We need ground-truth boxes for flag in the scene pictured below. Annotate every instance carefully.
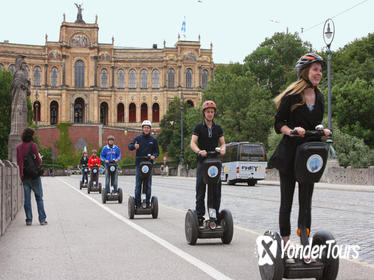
[181,17,186,39]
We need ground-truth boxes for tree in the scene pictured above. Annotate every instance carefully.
[333,78,374,147]
[244,32,312,94]
[0,69,12,159]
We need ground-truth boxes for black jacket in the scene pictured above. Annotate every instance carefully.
[80,156,89,167]
[269,89,325,174]
[128,133,159,166]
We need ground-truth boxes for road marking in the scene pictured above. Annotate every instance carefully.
[57,178,233,280]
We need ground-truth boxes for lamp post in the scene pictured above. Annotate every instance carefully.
[323,18,337,159]
[35,90,39,125]
[179,86,184,166]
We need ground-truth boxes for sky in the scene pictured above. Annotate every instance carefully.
[1,0,373,63]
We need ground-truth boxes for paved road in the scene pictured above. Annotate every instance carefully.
[0,175,373,280]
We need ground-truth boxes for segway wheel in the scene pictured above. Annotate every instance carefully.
[99,183,102,193]
[185,210,199,245]
[151,196,158,219]
[312,230,339,280]
[257,231,284,280]
[101,189,106,204]
[118,188,123,204]
[220,209,234,244]
[87,183,91,194]
[128,196,135,219]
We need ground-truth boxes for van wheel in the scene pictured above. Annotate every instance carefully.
[248,179,257,186]
[228,180,235,186]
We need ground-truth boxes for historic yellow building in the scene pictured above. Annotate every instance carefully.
[0,13,214,128]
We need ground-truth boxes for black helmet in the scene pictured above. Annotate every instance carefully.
[107,135,115,141]
[295,53,325,77]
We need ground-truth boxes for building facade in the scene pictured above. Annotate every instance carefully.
[0,13,214,129]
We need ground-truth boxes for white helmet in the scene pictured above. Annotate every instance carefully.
[141,120,152,127]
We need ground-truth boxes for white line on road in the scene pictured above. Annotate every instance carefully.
[57,178,233,280]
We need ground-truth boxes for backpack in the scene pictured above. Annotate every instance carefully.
[23,143,42,179]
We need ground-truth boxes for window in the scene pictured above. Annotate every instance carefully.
[75,60,85,88]
[101,69,108,88]
[117,69,125,88]
[74,98,85,123]
[129,69,136,89]
[33,101,41,122]
[152,69,160,89]
[140,69,148,89]
[141,103,148,122]
[168,68,175,88]
[202,69,208,88]
[51,67,58,87]
[187,100,194,107]
[186,68,192,88]
[129,103,136,122]
[9,65,15,74]
[117,103,124,122]
[100,102,108,125]
[50,101,58,125]
[33,67,41,86]
[152,103,159,122]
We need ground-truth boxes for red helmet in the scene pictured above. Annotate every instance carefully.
[202,100,217,113]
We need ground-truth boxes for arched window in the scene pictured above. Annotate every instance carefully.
[33,67,41,86]
[152,69,160,89]
[141,103,148,122]
[100,102,108,125]
[117,69,125,88]
[168,68,175,88]
[74,98,85,123]
[187,100,194,107]
[202,69,208,88]
[117,103,124,122]
[129,103,136,122]
[140,69,148,89]
[129,69,136,89]
[50,101,58,125]
[152,103,159,122]
[75,60,85,88]
[9,65,15,74]
[101,69,108,88]
[51,67,58,87]
[186,68,192,88]
[33,101,41,122]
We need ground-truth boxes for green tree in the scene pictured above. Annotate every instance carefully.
[333,78,374,147]
[244,32,312,94]
[0,69,12,159]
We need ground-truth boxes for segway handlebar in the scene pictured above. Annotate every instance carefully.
[206,147,221,157]
[290,125,331,137]
[136,154,152,160]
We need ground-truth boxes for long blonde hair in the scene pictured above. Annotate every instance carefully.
[274,65,320,111]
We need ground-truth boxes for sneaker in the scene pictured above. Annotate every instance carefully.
[40,221,48,226]
[26,221,32,226]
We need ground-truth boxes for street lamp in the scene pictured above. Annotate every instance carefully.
[323,18,337,159]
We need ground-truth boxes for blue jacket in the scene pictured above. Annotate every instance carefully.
[100,144,121,167]
[128,133,159,166]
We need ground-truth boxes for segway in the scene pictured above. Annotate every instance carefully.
[128,155,158,219]
[79,165,89,189]
[101,161,123,204]
[185,148,234,245]
[87,165,102,194]
[257,125,339,280]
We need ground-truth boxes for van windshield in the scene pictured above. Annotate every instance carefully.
[239,144,266,161]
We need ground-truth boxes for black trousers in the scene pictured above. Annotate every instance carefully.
[279,171,314,237]
[195,161,221,218]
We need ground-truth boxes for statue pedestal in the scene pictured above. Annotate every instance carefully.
[8,134,21,163]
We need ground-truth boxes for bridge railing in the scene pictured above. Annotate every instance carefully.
[0,160,23,237]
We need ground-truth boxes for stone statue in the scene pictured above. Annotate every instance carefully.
[8,55,31,162]
[75,3,85,24]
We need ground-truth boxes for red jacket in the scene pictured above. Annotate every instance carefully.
[17,142,42,180]
[88,156,101,169]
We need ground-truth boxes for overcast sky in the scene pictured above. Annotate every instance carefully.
[1,0,373,63]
